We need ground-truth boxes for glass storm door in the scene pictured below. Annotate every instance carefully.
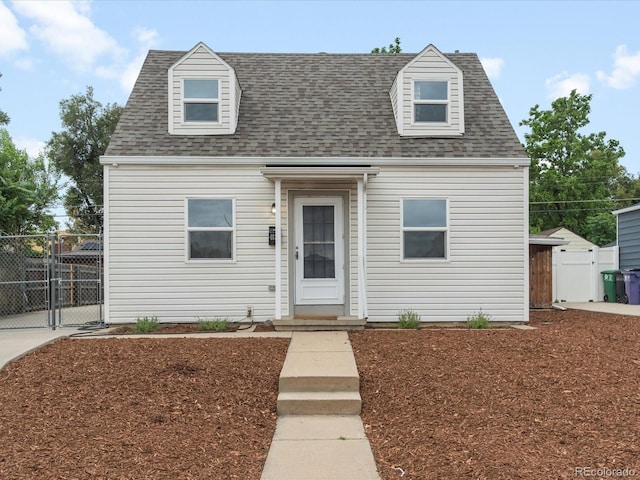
[294,197,344,305]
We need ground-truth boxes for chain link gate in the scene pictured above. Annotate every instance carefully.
[0,233,104,329]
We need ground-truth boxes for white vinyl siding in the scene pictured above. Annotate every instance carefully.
[105,165,284,323]
[547,228,596,251]
[168,43,240,135]
[364,165,526,323]
[104,162,527,325]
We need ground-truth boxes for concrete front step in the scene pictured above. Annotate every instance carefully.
[274,315,366,331]
[277,391,362,415]
[279,350,360,393]
[277,331,362,415]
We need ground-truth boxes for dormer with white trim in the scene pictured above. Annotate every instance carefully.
[390,44,464,137]
[168,42,241,135]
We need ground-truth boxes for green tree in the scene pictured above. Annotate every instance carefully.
[585,212,617,247]
[0,72,9,126]
[0,129,59,235]
[521,90,625,245]
[46,86,122,233]
[371,37,402,54]
[613,168,640,210]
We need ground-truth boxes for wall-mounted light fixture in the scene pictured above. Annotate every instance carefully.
[271,203,276,214]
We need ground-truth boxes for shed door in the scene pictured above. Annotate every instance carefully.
[294,197,344,305]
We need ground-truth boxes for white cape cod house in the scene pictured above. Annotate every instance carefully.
[100,42,529,328]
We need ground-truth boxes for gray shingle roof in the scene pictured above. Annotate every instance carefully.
[105,50,526,159]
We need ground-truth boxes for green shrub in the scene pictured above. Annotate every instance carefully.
[198,318,229,332]
[467,310,491,329]
[135,315,159,333]
[398,309,421,329]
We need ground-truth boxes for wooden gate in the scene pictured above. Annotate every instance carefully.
[529,244,553,308]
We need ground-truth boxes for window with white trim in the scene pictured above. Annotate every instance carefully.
[413,81,448,123]
[183,79,219,122]
[402,198,448,259]
[186,198,234,260]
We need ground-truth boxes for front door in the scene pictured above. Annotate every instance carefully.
[294,196,344,306]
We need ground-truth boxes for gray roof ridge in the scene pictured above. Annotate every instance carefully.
[148,49,476,57]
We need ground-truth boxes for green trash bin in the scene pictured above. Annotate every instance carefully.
[601,270,617,303]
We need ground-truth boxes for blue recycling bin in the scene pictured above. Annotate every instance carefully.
[622,270,640,305]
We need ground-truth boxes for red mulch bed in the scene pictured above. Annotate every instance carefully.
[108,323,276,335]
[0,337,289,479]
[1,310,639,479]
[351,309,640,479]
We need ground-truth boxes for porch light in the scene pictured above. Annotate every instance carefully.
[271,203,276,214]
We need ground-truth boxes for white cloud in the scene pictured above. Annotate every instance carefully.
[118,51,147,92]
[14,136,46,158]
[11,0,124,72]
[545,71,590,99]
[0,1,28,56]
[118,27,159,92]
[596,44,640,89]
[134,27,158,47]
[480,57,505,80]
[13,57,35,71]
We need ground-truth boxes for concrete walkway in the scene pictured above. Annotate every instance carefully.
[261,415,379,480]
[0,327,81,369]
[261,331,380,480]
[559,301,640,316]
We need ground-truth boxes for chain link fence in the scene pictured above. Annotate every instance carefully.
[0,234,103,329]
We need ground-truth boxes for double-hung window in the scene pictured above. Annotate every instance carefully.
[402,198,448,259]
[186,198,234,260]
[413,80,448,123]
[183,79,219,122]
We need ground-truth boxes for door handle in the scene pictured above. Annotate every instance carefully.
[295,247,299,260]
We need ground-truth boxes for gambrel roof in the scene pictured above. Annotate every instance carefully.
[105,49,526,159]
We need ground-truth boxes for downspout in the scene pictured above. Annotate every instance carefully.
[274,179,282,320]
[357,174,369,320]
[363,173,368,319]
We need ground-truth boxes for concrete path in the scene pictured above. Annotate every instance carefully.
[261,331,380,480]
[261,415,380,480]
[0,327,81,369]
[0,326,292,370]
[559,301,640,316]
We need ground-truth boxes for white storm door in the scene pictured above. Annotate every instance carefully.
[294,197,344,305]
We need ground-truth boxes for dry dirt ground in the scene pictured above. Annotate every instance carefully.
[351,309,640,479]
[0,309,638,479]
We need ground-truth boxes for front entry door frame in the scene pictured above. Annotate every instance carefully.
[289,190,349,316]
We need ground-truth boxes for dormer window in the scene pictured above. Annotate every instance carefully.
[168,42,241,135]
[389,45,463,136]
[413,81,448,123]
[183,79,219,122]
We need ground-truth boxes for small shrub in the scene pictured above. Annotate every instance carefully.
[135,316,159,333]
[398,309,421,329]
[198,318,229,332]
[467,310,491,329]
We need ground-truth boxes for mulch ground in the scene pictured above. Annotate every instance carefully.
[0,337,289,480]
[0,310,639,479]
[351,309,640,479]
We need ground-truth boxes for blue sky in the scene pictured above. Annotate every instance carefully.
[1,1,640,182]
